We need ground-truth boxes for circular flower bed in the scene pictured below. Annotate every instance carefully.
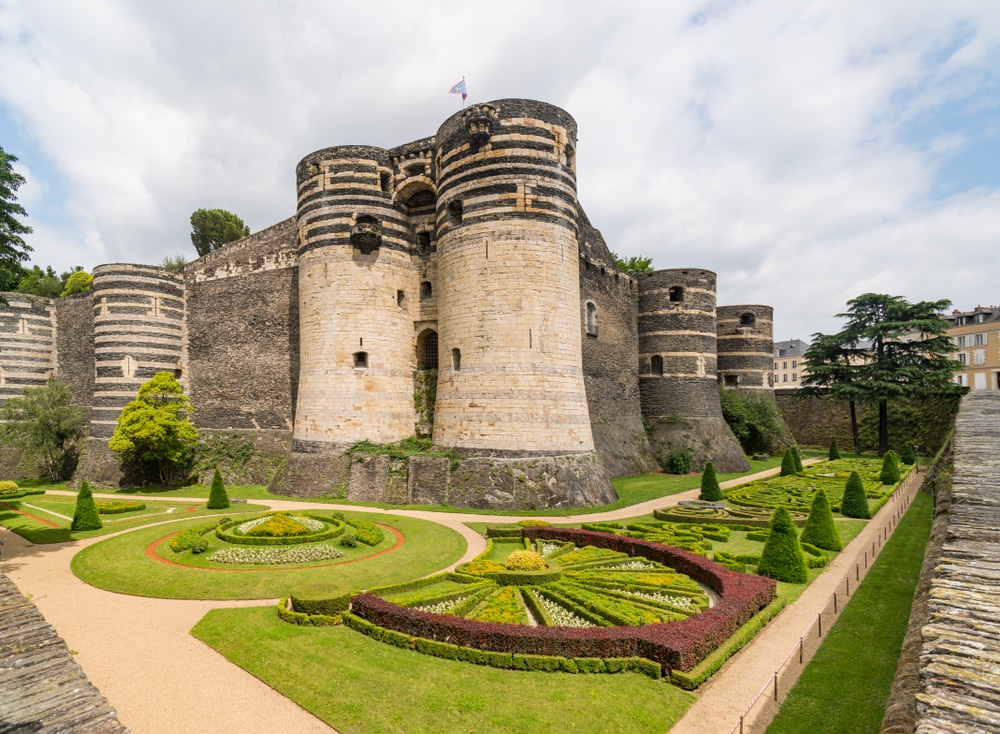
[215,512,345,546]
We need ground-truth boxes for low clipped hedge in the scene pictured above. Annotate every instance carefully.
[346,518,384,546]
[351,527,776,674]
[493,566,564,586]
[95,500,146,515]
[0,489,45,501]
[277,597,342,627]
[216,513,345,546]
[342,611,663,680]
[290,584,353,616]
[485,524,524,539]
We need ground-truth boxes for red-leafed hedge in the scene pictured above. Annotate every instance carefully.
[351,527,776,673]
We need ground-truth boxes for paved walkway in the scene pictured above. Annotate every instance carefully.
[3,457,898,734]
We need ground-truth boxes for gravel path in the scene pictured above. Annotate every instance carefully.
[3,458,885,734]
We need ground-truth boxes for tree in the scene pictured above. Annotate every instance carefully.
[790,444,803,473]
[206,468,230,509]
[880,450,901,485]
[803,294,960,456]
[61,270,93,296]
[828,439,841,461]
[190,208,249,257]
[757,507,808,583]
[0,145,33,305]
[109,372,198,484]
[900,444,916,465]
[611,251,653,276]
[841,471,870,519]
[780,448,796,476]
[799,489,842,551]
[800,333,867,455]
[162,254,187,272]
[71,481,102,531]
[699,462,722,501]
[0,378,85,481]
[719,387,792,455]
[16,265,62,298]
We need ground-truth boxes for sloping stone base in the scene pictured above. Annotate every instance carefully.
[646,415,750,473]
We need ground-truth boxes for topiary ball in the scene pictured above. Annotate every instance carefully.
[504,550,547,571]
[339,534,357,548]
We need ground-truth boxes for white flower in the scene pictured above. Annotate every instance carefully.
[207,544,343,565]
[536,596,593,627]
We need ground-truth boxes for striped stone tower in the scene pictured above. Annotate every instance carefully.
[717,305,775,391]
[0,296,56,405]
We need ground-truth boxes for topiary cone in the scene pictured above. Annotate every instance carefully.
[800,489,842,551]
[841,471,870,519]
[790,444,804,473]
[206,468,230,509]
[699,462,723,501]
[900,445,916,465]
[880,451,901,485]
[780,449,797,476]
[71,480,103,531]
[828,439,841,461]
[757,507,808,583]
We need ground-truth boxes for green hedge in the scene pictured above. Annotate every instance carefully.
[216,513,345,546]
[485,524,524,539]
[276,598,342,627]
[341,611,662,679]
[670,597,786,689]
[95,500,146,515]
[290,584,353,616]
[0,489,45,501]
[490,565,564,586]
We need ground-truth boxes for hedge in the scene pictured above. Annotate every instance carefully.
[95,500,146,515]
[276,598,342,627]
[290,584,353,616]
[0,489,45,501]
[485,524,524,539]
[351,527,776,674]
[216,513,345,546]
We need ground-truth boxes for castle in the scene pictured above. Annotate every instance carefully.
[0,99,777,509]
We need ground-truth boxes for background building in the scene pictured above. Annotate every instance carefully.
[947,306,1000,391]
[773,339,808,388]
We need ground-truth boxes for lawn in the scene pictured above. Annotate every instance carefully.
[71,511,467,599]
[191,606,695,734]
[766,490,934,734]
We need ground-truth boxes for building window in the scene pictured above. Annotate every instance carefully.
[448,200,463,224]
[452,348,461,371]
[956,353,969,365]
[724,374,739,387]
[955,335,967,348]
[792,373,797,382]
[417,232,431,254]
[417,330,438,369]
[976,313,985,323]
[974,333,986,346]
[397,290,406,307]
[782,374,788,383]
[740,312,755,328]
[774,361,779,370]
[668,286,684,303]
[783,361,788,369]
[651,355,663,376]
[974,349,986,365]
[974,372,987,390]
[585,301,598,337]
[955,374,968,387]
[791,360,797,368]
[353,351,368,369]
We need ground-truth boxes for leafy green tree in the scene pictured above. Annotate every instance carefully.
[16,264,62,298]
[719,387,792,455]
[880,450,901,485]
[0,145,33,305]
[190,208,250,257]
[757,507,808,583]
[611,251,653,276]
[206,468,230,509]
[60,270,93,296]
[790,444,803,473]
[828,439,841,460]
[780,449,796,476]
[71,480,102,531]
[799,489,842,551]
[0,378,85,481]
[699,462,722,501]
[109,372,198,484]
[841,471,870,519]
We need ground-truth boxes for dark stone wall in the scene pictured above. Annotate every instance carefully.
[55,293,95,410]
[775,389,856,448]
[717,304,773,390]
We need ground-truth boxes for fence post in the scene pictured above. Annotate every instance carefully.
[834,592,838,614]
[856,564,859,581]
[846,577,850,595]
[818,612,823,637]
[799,637,803,664]
[774,673,779,701]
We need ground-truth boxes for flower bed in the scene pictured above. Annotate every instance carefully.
[207,544,344,565]
[215,512,345,546]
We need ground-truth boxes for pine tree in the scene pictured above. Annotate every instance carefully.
[900,445,916,465]
[828,439,841,461]
[206,468,230,509]
[880,451,901,485]
[800,489,842,551]
[780,449,797,476]
[841,471,870,519]
[791,444,804,473]
[757,507,808,583]
[699,462,723,501]
[70,480,103,531]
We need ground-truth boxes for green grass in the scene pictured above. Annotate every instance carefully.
[191,606,695,734]
[767,490,934,734]
[0,493,269,544]
[71,511,467,599]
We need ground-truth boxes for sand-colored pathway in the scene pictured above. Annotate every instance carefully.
[1,459,916,734]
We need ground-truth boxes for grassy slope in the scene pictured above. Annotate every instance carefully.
[766,490,934,734]
[191,606,694,734]
[71,512,466,600]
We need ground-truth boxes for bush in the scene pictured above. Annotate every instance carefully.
[665,448,693,475]
[206,468,230,509]
[276,598,342,627]
[841,471,870,519]
[718,386,792,455]
[517,519,551,527]
[340,534,357,548]
[504,550,546,571]
[485,524,523,539]
[828,439,841,461]
[790,445,804,473]
[0,480,20,495]
[95,500,146,514]
[799,489,842,551]
[780,449,796,477]
[347,519,384,546]
[880,451,901,485]
[699,462,722,502]
[70,481,103,531]
[290,584,353,616]
[171,528,209,554]
[756,507,808,583]
[900,445,917,465]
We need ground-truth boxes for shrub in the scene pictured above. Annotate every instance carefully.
[756,507,807,583]
[799,489,842,551]
[276,598,342,627]
[699,462,722,502]
[0,480,20,495]
[70,481,103,531]
[718,386,792,454]
[900,445,917,465]
[828,439,841,461]
[290,583,353,616]
[880,451,901,485]
[171,528,209,554]
[95,500,146,514]
[841,471,870,519]
[206,468,230,509]
[665,448,693,475]
[790,445,804,473]
[348,519,384,546]
[517,519,551,527]
[779,449,796,477]
[340,534,357,548]
[504,550,546,571]
[485,524,523,539]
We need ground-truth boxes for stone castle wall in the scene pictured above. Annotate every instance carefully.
[0,294,56,403]
[717,304,774,390]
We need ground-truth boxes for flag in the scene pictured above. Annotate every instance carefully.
[449,78,468,102]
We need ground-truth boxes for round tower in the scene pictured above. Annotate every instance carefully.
[431,99,594,454]
[717,305,775,390]
[90,264,185,438]
[292,145,416,449]
[638,269,750,472]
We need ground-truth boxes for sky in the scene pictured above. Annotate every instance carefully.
[1,0,998,340]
